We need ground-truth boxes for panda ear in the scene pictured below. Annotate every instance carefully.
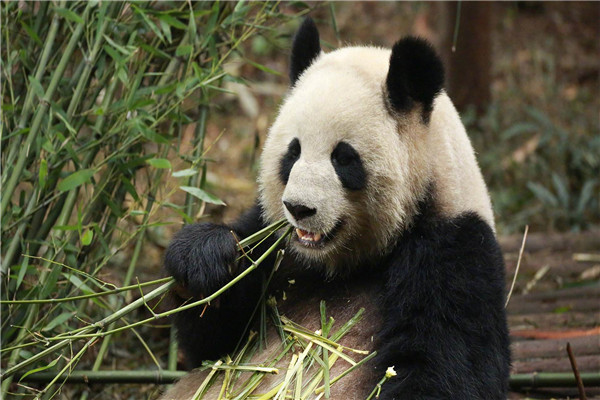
[386,37,444,122]
[290,17,321,86]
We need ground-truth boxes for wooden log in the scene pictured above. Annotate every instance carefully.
[512,355,600,374]
[508,311,598,330]
[507,297,600,314]
[511,335,600,360]
[509,284,600,302]
[512,327,600,340]
[499,231,600,253]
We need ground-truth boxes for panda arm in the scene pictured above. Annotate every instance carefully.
[376,212,510,400]
[164,202,275,368]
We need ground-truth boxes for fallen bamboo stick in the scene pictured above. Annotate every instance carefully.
[14,371,600,388]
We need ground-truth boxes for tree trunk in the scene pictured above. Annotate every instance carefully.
[439,2,492,114]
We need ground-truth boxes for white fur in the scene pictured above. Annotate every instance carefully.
[259,46,494,273]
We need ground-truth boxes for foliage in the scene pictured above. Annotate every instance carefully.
[465,103,600,233]
[0,2,298,398]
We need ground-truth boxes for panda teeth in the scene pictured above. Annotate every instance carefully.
[296,228,322,243]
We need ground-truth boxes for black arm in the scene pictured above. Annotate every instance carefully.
[375,212,510,400]
[164,203,274,368]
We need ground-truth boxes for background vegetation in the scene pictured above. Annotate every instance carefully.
[1,1,598,399]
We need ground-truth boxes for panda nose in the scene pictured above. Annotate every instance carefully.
[283,201,317,221]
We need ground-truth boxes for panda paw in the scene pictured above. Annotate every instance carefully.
[164,223,240,298]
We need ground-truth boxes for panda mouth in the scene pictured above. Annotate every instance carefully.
[293,221,343,248]
[295,228,324,245]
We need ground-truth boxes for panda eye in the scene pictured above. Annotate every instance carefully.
[278,138,301,185]
[331,142,358,167]
[331,142,366,191]
[288,138,301,159]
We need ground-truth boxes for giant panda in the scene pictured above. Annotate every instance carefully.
[161,18,510,400]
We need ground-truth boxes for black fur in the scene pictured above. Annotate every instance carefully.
[165,203,510,397]
[164,204,275,368]
[386,37,445,123]
[278,137,301,185]
[373,202,510,399]
[331,141,367,190]
[289,17,321,85]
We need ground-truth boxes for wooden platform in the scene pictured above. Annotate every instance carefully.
[501,231,600,399]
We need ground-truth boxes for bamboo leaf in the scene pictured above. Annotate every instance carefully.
[527,182,558,207]
[54,7,85,25]
[81,229,94,246]
[42,312,75,332]
[172,168,198,177]
[38,159,48,189]
[180,186,226,206]
[20,21,42,45]
[28,76,45,100]
[146,158,172,169]
[158,13,188,30]
[19,356,60,382]
[245,59,282,76]
[176,44,193,57]
[57,169,95,192]
[576,180,597,215]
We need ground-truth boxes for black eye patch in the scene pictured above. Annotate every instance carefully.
[331,142,366,191]
[279,138,301,185]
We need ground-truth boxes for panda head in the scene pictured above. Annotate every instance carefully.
[259,18,445,272]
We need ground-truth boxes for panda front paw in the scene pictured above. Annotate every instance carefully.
[164,223,240,298]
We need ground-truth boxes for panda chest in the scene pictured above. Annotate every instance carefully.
[262,267,383,399]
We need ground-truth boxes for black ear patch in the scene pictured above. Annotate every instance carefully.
[290,17,321,86]
[386,37,444,123]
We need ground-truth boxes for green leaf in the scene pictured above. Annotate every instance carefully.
[176,44,193,57]
[102,34,134,56]
[28,76,45,100]
[19,356,60,382]
[57,169,95,192]
[157,13,188,30]
[159,19,172,43]
[39,159,48,189]
[146,158,172,169]
[551,173,569,208]
[20,21,42,45]
[527,182,558,207]
[81,229,94,246]
[576,180,597,215]
[172,168,198,177]
[54,7,85,25]
[180,186,226,206]
[42,312,74,332]
[245,59,282,76]
[53,225,79,231]
[134,6,165,43]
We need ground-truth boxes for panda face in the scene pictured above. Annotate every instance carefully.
[259,48,430,272]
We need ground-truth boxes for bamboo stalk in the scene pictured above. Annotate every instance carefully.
[2,223,290,379]
[0,280,176,380]
[15,370,188,384]
[509,372,600,389]
[15,371,600,389]
[2,0,64,179]
[0,278,173,306]
[1,1,92,218]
